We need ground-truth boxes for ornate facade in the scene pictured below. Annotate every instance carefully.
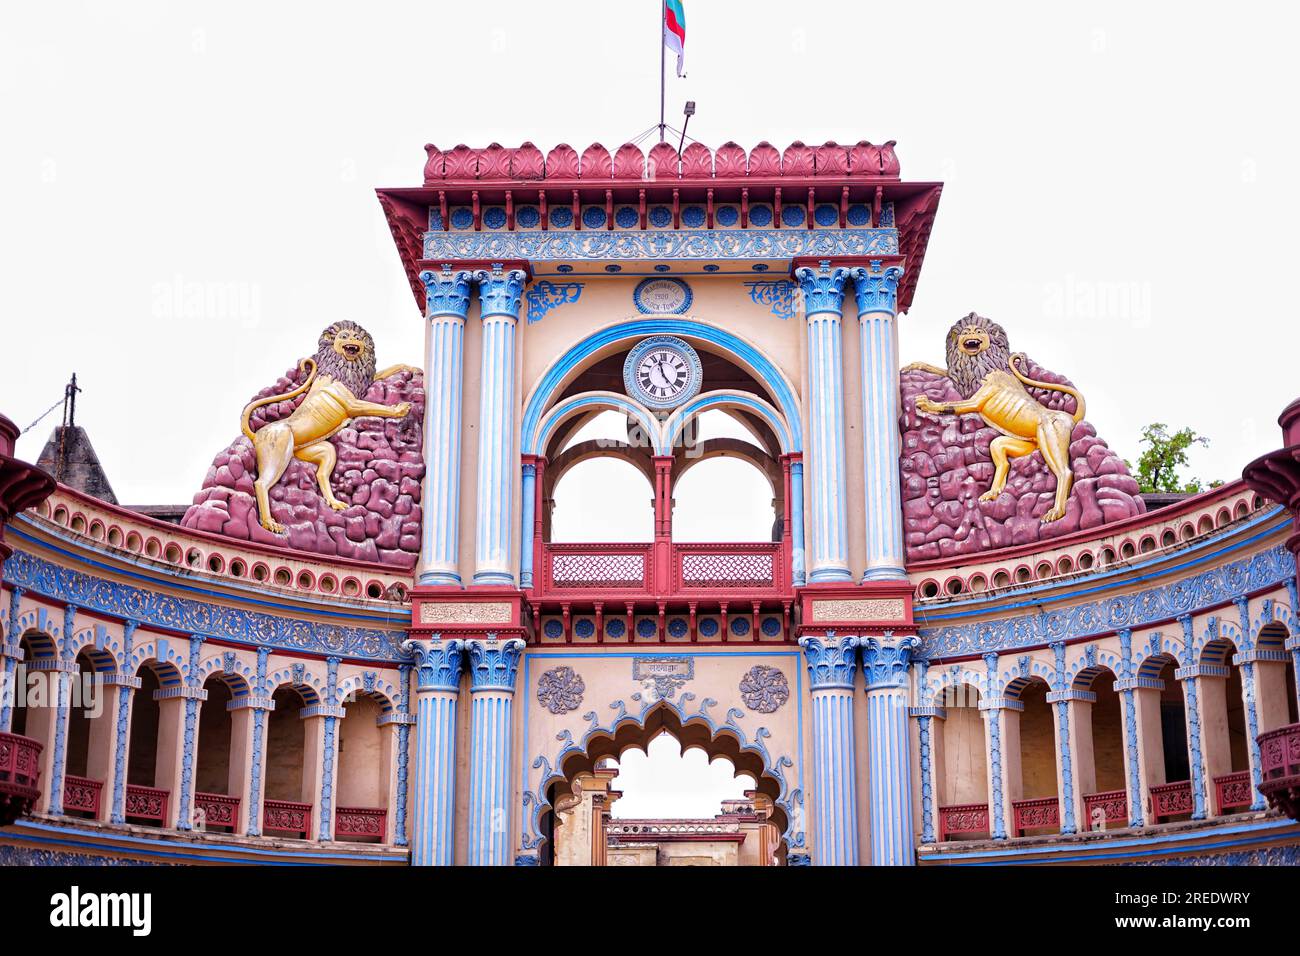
[2,137,1298,866]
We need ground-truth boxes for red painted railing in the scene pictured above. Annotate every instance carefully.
[1083,789,1128,829]
[1258,722,1300,820]
[1149,780,1193,822]
[263,799,312,839]
[335,805,387,841]
[194,791,240,830]
[1213,771,1253,815]
[62,774,103,818]
[1011,796,1060,836]
[937,802,989,841]
[0,732,43,826]
[124,784,169,826]
[536,541,789,600]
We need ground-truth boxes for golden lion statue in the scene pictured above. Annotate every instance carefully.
[904,313,1085,523]
[240,321,418,534]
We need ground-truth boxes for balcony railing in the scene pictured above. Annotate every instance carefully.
[0,731,43,826]
[124,784,169,827]
[536,541,788,600]
[263,799,312,839]
[1258,722,1300,819]
[1082,789,1127,829]
[1148,780,1193,823]
[194,791,240,831]
[335,805,386,841]
[937,802,990,841]
[1011,796,1060,836]
[62,774,103,818]
[1213,771,1253,815]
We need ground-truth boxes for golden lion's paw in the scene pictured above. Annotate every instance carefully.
[261,518,285,534]
[978,490,1001,503]
[1041,506,1067,522]
[394,402,412,416]
[327,499,348,512]
[915,396,941,414]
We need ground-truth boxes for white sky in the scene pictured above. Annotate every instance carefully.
[4,2,1298,818]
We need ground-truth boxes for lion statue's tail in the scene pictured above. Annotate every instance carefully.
[1009,353,1086,424]
[239,358,318,441]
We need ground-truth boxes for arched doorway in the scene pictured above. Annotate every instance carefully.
[1008,677,1060,836]
[335,691,392,843]
[262,685,312,839]
[62,646,115,819]
[1078,668,1126,830]
[936,681,989,841]
[532,703,790,866]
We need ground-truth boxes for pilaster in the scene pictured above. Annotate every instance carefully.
[466,637,524,866]
[862,633,920,865]
[798,633,861,865]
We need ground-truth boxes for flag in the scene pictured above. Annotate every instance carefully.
[664,0,686,77]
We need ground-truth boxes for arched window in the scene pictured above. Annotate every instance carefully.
[335,693,391,842]
[936,682,989,841]
[262,685,312,839]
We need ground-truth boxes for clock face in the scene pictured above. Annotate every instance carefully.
[623,335,703,411]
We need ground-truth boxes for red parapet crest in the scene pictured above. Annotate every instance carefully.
[580,143,613,179]
[512,142,545,180]
[477,142,513,180]
[443,144,479,180]
[681,141,714,178]
[421,143,444,184]
[782,141,815,176]
[747,141,781,176]
[546,143,580,179]
[613,142,646,179]
[815,141,849,177]
[713,141,747,177]
[647,141,680,179]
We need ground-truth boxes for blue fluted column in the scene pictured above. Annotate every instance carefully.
[1173,614,1209,821]
[981,652,1009,839]
[417,268,474,586]
[244,647,272,837]
[1233,597,1268,811]
[795,263,852,583]
[799,634,861,865]
[0,587,24,732]
[863,634,921,865]
[45,604,79,815]
[1115,628,1145,827]
[404,638,465,866]
[789,458,807,586]
[519,460,537,589]
[909,659,945,845]
[388,663,414,848]
[851,263,907,581]
[174,634,206,830]
[1046,641,1078,835]
[472,268,527,585]
[466,637,525,866]
[315,655,342,840]
[107,620,140,824]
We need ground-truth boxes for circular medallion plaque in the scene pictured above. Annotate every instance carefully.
[633,277,693,315]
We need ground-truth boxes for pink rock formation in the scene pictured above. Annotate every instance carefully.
[181,367,425,569]
[899,357,1145,561]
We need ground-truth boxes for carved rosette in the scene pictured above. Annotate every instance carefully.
[466,638,525,692]
[799,634,861,690]
[861,634,921,690]
[536,666,586,715]
[739,665,791,713]
[402,638,464,693]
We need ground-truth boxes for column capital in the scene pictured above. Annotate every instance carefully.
[403,638,465,693]
[798,633,860,690]
[466,637,525,692]
[850,261,905,317]
[793,261,851,316]
[419,267,474,318]
[473,267,528,318]
[861,633,921,690]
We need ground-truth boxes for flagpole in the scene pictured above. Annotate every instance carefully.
[659,0,666,142]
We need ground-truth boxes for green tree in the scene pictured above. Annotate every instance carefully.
[1128,423,1218,494]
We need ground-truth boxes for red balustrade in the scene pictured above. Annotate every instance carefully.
[937,802,990,841]
[1258,722,1300,819]
[537,541,788,600]
[335,805,387,841]
[124,784,169,826]
[62,774,103,818]
[1082,789,1128,829]
[194,791,240,830]
[0,731,43,826]
[1148,780,1193,823]
[1011,796,1060,836]
[263,799,312,839]
[1213,771,1253,815]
